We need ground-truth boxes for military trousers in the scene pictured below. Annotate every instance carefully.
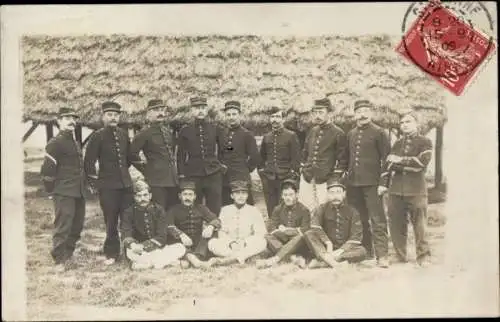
[51,195,86,264]
[265,231,310,262]
[299,175,328,211]
[151,186,179,212]
[259,174,284,216]
[208,235,267,261]
[387,194,431,261]
[189,172,223,216]
[99,187,134,260]
[347,185,388,259]
[304,230,367,264]
[126,243,186,269]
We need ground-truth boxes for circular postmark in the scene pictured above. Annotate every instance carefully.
[400,0,496,79]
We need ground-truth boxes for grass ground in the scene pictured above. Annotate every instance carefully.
[24,157,447,320]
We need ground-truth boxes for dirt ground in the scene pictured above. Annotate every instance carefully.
[24,156,450,320]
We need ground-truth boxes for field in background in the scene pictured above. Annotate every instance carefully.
[24,155,446,320]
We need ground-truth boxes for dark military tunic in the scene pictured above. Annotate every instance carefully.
[302,123,348,184]
[84,126,134,189]
[177,120,224,177]
[218,125,260,184]
[267,202,311,234]
[166,204,221,247]
[310,202,363,250]
[380,133,433,196]
[41,130,86,197]
[129,123,178,187]
[259,127,301,181]
[120,202,169,249]
[346,122,390,186]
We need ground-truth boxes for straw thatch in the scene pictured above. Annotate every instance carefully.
[23,35,447,134]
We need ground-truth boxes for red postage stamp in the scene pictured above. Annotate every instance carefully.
[396,0,496,96]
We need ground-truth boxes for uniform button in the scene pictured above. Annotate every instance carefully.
[356,151,359,154]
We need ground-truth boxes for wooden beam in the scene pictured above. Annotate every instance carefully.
[45,124,54,143]
[75,124,83,146]
[434,125,444,188]
[22,122,39,143]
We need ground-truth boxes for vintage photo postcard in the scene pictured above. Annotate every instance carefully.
[1,2,498,320]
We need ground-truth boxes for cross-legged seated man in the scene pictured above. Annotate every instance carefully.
[208,180,267,266]
[256,179,311,269]
[166,180,221,269]
[304,179,367,269]
[120,180,186,270]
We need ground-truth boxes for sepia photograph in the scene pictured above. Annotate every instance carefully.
[1,2,498,320]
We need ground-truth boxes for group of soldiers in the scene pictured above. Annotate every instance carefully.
[40,96,433,272]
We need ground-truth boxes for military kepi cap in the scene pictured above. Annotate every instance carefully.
[58,107,79,118]
[179,180,196,192]
[281,178,299,192]
[190,97,208,107]
[312,98,332,111]
[147,99,166,111]
[230,180,249,192]
[102,101,122,113]
[223,100,241,112]
[326,178,346,190]
[266,106,283,116]
[354,99,374,111]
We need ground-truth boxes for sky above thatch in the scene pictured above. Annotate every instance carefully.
[23,35,447,133]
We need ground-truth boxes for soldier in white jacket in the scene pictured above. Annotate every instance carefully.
[208,180,267,266]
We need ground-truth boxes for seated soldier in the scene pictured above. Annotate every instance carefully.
[208,180,267,266]
[256,178,311,269]
[120,180,186,270]
[166,180,221,269]
[304,179,368,269]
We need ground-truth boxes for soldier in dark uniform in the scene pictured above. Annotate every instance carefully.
[258,106,301,215]
[177,97,225,215]
[346,99,391,268]
[379,112,433,267]
[304,179,367,269]
[120,180,186,270]
[40,107,86,272]
[130,99,179,212]
[166,180,221,269]
[219,100,260,206]
[84,101,137,265]
[300,98,348,210]
[256,179,311,269]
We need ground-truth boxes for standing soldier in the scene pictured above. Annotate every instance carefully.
[84,101,136,265]
[177,97,225,215]
[130,99,179,212]
[379,112,433,267]
[40,107,86,272]
[219,100,260,206]
[346,99,391,268]
[300,98,348,210]
[258,106,301,215]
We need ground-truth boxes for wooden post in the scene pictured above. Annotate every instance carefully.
[75,124,83,146]
[434,125,444,188]
[45,123,54,143]
[22,122,39,143]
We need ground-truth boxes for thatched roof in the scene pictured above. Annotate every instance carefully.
[23,35,447,134]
